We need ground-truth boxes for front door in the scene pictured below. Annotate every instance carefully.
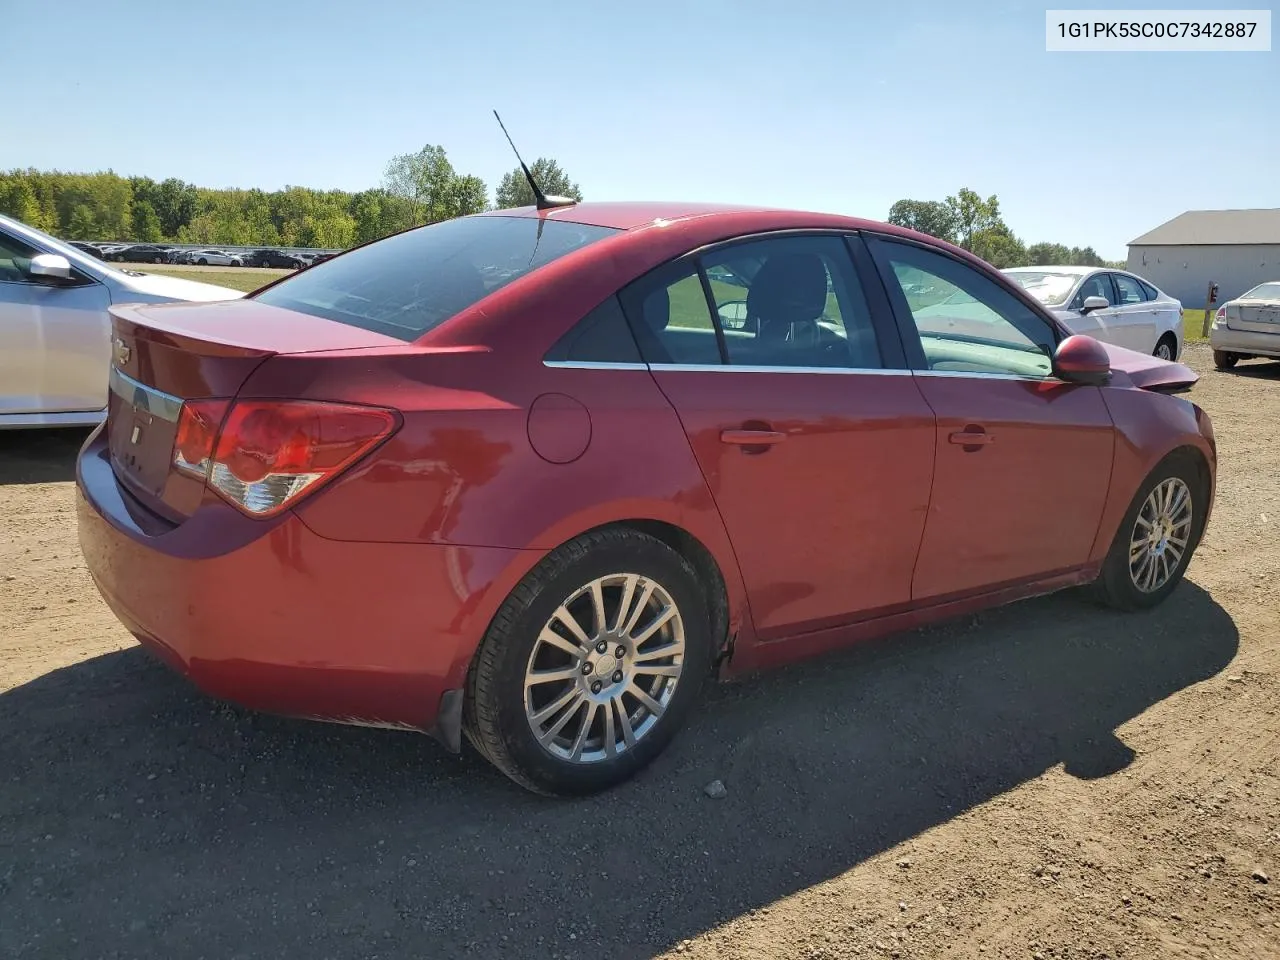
[1109,272,1160,352]
[0,229,111,416]
[868,236,1115,601]
[620,233,936,639]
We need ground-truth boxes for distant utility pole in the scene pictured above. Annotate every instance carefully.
[1200,282,1219,338]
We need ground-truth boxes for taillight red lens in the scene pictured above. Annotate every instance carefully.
[170,398,397,517]
[172,399,230,477]
[1215,306,1226,320]
[207,400,396,516]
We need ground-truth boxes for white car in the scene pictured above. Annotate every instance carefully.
[186,249,244,266]
[1003,266,1183,360]
[0,213,244,429]
[1210,281,1280,370]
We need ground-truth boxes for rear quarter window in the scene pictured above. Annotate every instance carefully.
[254,215,619,341]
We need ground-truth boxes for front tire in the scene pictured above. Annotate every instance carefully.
[1089,453,1208,611]
[1213,350,1239,370]
[464,528,713,796]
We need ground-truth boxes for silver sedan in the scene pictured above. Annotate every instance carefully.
[0,214,243,429]
[1210,281,1280,370]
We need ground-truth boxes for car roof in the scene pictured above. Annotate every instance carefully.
[1003,265,1098,276]
[477,200,882,232]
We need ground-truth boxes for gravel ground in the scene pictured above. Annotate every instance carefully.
[1,343,1277,960]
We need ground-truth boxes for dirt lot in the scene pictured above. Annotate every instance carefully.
[1,344,1278,960]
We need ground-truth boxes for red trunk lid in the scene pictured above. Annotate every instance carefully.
[106,299,404,521]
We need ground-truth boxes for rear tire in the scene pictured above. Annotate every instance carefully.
[1153,334,1177,361]
[464,528,712,796]
[197,258,208,265]
[1213,350,1239,370]
[1089,452,1208,611]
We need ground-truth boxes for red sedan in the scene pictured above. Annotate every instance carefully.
[76,202,1217,796]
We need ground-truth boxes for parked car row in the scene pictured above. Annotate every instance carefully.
[56,240,333,268]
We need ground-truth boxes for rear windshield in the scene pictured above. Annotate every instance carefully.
[254,215,619,341]
[1241,282,1280,301]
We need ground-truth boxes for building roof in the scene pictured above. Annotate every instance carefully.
[1129,208,1280,246]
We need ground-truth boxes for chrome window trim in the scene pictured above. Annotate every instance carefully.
[542,359,1054,382]
[543,360,650,371]
[108,365,184,423]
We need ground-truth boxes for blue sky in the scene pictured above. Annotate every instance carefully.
[1,0,1275,258]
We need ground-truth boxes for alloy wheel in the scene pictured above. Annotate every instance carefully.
[523,573,685,764]
[1128,477,1193,592]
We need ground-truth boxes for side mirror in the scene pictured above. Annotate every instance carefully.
[717,300,748,331]
[28,253,73,282]
[1053,334,1111,386]
[1079,295,1109,314]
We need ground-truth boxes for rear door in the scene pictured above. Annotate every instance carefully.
[620,232,936,640]
[866,236,1115,601]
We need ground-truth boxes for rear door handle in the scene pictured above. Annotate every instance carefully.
[948,428,994,447]
[720,429,787,446]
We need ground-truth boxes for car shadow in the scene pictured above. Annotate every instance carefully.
[0,583,1237,959]
[1227,358,1280,379]
[0,428,90,486]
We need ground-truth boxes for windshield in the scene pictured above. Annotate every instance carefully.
[1241,281,1280,301]
[254,215,619,341]
[1002,270,1080,306]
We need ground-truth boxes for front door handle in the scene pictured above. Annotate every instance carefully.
[721,429,787,446]
[949,427,994,449]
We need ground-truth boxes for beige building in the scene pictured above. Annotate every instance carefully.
[1126,208,1280,306]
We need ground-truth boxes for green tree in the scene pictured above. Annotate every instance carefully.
[1026,242,1072,265]
[971,225,1027,268]
[945,188,1003,252]
[152,178,198,237]
[0,176,45,228]
[383,145,488,224]
[886,198,956,242]
[131,200,164,241]
[494,157,582,209]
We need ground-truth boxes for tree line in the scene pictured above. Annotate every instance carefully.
[888,189,1122,269]
[1,156,1119,270]
[0,145,583,249]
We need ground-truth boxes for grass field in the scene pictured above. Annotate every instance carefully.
[131,264,291,294]
[1183,309,1209,342]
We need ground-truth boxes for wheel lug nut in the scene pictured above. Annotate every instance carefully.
[615,645,626,658]
[581,662,593,675]
[595,641,608,654]
[612,670,623,683]
[591,680,603,694]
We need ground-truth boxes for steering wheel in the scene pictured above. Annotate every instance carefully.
[716,300,749,330]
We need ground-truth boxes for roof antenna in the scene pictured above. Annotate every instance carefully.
[493,110,576,211]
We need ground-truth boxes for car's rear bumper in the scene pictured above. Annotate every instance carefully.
[75,426,527,745]
[1210,326,1280,357]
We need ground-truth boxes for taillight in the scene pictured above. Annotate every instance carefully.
[1214,306,1226,324]
[170,399,397,517]
[173,400,230,477]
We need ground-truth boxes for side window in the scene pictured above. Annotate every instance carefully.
[0,230,39,284]
[1112,273,1146,305]
[620,263,724,366]
[873,239,1056,379]
[1138,278,1160,300]
[544,296,643,364]
[701,235,882,369]
[1075,273,1116,308]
